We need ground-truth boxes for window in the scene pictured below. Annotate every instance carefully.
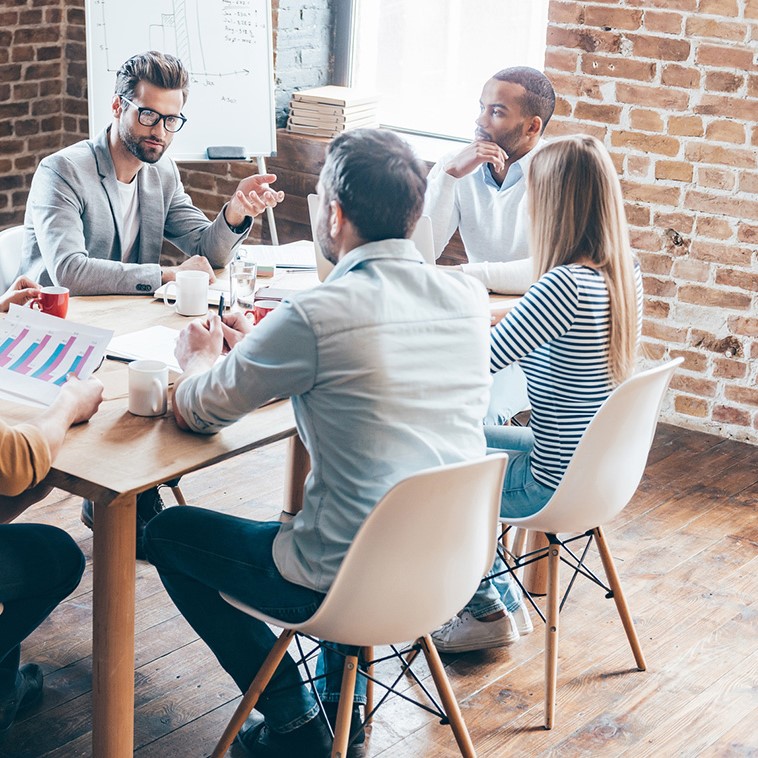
[348,0,550,141]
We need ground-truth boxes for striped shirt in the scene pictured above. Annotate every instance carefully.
[490,264,643,489]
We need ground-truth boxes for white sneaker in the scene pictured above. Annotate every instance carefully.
[511,599,534,636]
[431,610,520,653]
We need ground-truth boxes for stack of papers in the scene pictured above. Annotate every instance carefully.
[0,305,113,407]
[106,326,182,372]
[286,86,378,138]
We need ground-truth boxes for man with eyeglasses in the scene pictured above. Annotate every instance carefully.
[21,50,283,297]
[20,51,285,558]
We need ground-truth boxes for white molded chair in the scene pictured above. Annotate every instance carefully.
[498,358,683,729]
[0,225,24,291]
[211,454,509,758]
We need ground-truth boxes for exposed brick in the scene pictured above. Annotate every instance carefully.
[642,320,688,343]
[625,204,651,227]
[685,143,756,170]
[695,215,734,239]
[728,316,758,337]
[713,358,748,380]
[705,70,745,93]
[679,284,752,309]
[612,130,679,156]
[646,299,671,319]
[738,171,758,194]
[616,82,690,110]
[724,387,758,406]
[697,167,736,190]
[573,101,622,123]
[715,268,758,291]
[668,115,704,137]
[655,160,693,181]
[547,26,623,54]
[584,5,643,30]
[674,394,710,417]
[685,190,758,222]
[685,16,747,41]
[627,0,696,9]
[737,223,758,243]
[670,374,718,396]
[630,228,661,251]
[547,1,585,25]
[655,211,694,234]
[630,109,664,132]
[697,44,755,69]
[645,10,684,34]
[553,96,572,117]
[670,348,708,372]
[661,64,701,89]
[695,94,757,122]
[629,34,691,61]
[621,179,682,206]
[580,55,655,82]
[689,239,753,266]
[641,341,667,360]
[637,252,674,275]
[643,276,678,297]
[705,120,747,144]
[548,72,604,99]
[699,0,739,15]
[713,405,751,425]
[544,119,607,141]
[544,48,580,72]
[627,154,651,177]
[748,0,758,19]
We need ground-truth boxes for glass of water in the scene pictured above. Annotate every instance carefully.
[232,260,257,307]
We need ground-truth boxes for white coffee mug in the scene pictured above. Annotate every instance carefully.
[128,359,169,417]
[163,270,209,316]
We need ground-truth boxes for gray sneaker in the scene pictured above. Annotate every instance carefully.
[431,609,520,653]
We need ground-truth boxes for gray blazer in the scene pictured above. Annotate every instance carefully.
[21,127,247,295]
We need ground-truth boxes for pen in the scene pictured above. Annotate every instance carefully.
[217,294,225,319]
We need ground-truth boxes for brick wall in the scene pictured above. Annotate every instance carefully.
[544,0,757,443]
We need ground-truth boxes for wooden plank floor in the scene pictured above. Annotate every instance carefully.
[2,423,756,757]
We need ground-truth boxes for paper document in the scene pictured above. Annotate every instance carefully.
[241,241,317,270]
[0,305,113,407]
[106,326,182,373]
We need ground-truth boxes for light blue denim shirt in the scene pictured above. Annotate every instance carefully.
[175,239,491,591]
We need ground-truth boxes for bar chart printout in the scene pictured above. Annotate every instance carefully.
[0,305,113,407]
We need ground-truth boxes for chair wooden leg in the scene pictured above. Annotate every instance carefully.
[544,540,560,730]
[332,654,359,758]
[361,646,374,726]
[170,486,187,505]
[593,526,647,671]
[419,635,476,758]
[211,629,296,758]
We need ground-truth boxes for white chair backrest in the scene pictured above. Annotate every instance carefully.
[507,358,683,535]
[0,225,24,291]
[293,455,507,646]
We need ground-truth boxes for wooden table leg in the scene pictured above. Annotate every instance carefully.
[281,434,310,522]
[523,530,550,596]
[92,492,137,758]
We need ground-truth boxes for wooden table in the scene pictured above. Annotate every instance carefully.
[0,295,307,758]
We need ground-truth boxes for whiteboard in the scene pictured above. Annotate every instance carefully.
[84,0,276,160]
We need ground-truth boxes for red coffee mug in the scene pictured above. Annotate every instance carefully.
[246,299,280,324]
[32,286,69,319]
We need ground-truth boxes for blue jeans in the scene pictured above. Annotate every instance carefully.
[0,524,85,694]
[466,425,555,618]
[143,506,326,733]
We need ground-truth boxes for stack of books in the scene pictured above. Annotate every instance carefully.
[286,85,378,138]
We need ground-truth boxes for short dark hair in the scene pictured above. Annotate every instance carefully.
[492,66,555,133]
[115,51,189,104]
[320,129,426,241]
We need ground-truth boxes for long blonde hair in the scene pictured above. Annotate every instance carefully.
[527,135,639,385]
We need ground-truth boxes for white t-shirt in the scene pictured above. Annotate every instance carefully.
[117,174,141,263]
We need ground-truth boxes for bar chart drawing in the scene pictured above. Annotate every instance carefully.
[0,307,112,407]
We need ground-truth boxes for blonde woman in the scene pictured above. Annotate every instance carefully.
[434,135,643,654]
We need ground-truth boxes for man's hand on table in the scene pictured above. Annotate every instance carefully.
[161,255,216,285]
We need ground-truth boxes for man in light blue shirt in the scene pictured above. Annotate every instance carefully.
[143,129,492,757]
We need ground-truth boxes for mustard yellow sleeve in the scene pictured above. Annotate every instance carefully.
[0,419,53,497]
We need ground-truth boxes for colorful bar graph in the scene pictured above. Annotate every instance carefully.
[0,327,30,367]
[33,336,75,382]
[10,334,51,374]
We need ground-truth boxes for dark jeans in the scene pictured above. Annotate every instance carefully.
[143,506,328,733]
[0,524,85,694]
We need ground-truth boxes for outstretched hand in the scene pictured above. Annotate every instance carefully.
[225,173,285,227]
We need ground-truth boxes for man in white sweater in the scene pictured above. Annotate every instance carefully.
[424,66,555,423]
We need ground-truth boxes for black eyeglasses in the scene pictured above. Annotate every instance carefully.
[120,96,188,133]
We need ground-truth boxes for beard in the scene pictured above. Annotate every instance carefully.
[316,203,339,265]
[119,121,167,164]
[477,122,524,159]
